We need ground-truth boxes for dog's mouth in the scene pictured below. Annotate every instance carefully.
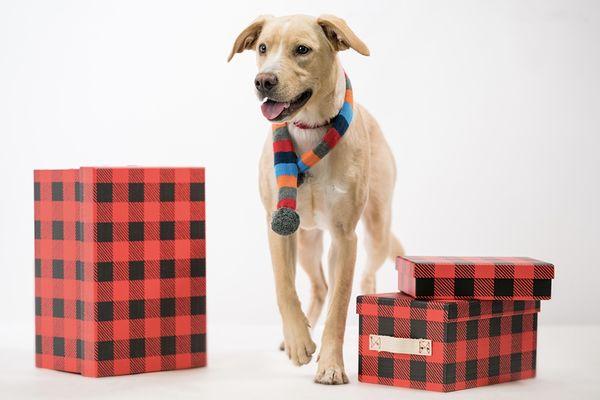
[260,89,313,121]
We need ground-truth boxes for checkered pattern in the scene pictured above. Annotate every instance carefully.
[397,256,554,300]
[34,167,206,377]
[357,293,539,392]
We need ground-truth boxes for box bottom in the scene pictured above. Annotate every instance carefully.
[36,354,207,377]
[358,369,536,392]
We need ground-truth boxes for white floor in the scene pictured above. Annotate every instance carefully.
[0,323,598,400]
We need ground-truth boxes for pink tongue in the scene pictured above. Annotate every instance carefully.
[261,101,287,120]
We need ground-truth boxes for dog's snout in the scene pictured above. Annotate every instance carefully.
[255,73,278,93]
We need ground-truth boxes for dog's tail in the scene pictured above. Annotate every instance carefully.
[388,233,405,261]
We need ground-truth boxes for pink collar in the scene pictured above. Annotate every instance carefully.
[293,119,331,130]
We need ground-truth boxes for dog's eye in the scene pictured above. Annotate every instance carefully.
[258,43,267,54]
[295,45,311,55]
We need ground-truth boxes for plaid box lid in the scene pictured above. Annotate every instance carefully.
[356,292,540,323]
[34,167,206,377]
[397,256,554,300]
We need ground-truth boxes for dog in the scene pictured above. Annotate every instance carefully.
[228,14,404,384]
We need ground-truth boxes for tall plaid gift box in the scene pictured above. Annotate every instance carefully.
[357,293,539,392]
[397,256,554,300]
[34,167,206,377]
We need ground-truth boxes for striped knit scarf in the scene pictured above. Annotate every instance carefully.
[271,74,353,236]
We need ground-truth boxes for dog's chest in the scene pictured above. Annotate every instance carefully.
[290,127,323,155]
[290,127,350,230]
[296,173,346,230]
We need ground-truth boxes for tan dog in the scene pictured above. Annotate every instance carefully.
[228,14,404,384]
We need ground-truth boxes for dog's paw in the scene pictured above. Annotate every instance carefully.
[315,346,348,384]
[282,319,316,366]
[278,340,285,351]
[314,364,349,385]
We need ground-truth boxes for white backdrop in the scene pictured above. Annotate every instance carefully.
[1,0,599,337]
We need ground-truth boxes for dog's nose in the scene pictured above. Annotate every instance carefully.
[255,73,278,93]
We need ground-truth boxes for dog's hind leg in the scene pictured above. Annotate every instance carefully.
[360,193,404,294]
[279,228,327,351]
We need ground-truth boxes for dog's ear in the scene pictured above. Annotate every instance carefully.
[227,15,272,62]
[317,15,370,56]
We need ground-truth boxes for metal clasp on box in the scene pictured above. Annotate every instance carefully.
[369,335,432,356]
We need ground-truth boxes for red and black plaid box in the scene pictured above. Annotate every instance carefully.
[397,256,554,300]
[357,292,539,392]
[34,167,206,377]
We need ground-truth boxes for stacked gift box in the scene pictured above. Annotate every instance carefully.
[34,167,206,377]
[357,256,554,392]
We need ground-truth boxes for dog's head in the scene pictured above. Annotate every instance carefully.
[228,15,369,123]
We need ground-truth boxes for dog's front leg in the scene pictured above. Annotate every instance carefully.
[315,228,357,384]
[267,228,317,366]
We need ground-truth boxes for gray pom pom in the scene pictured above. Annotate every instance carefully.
[271,208,300,236]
